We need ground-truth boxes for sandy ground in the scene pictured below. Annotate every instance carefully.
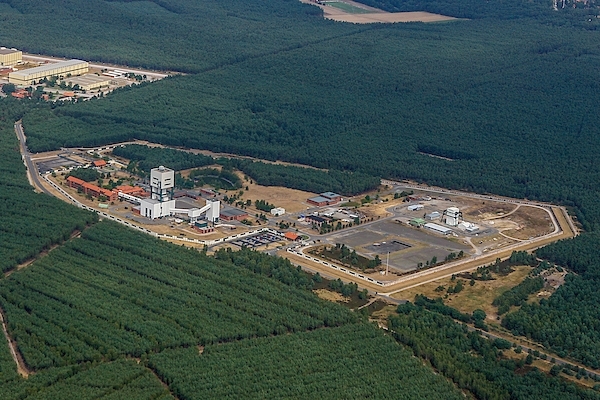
[235,174,315,214]
[314,289,349,302]
[300,0,457,24]
[326,10,458,23]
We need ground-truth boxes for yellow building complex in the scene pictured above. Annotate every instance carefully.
[63,74,111,91]
[9,59,89,85]
[0,47,22,67]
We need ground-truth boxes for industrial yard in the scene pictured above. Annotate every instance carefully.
[27,140,574,295]
[0,48,168,101]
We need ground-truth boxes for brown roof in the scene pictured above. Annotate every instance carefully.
[93,160,107,167]
[284,232,299,241]
[66,176,85,185]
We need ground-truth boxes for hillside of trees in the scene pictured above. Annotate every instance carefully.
[391,302,600,399]
[500,233,600,369]
[147,324,463,399]
[19,17,600,229]
[0,100,97,273]
[114,144,379,195]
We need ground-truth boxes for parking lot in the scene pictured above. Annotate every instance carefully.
[232,232,283,248]
[326,220,471,273]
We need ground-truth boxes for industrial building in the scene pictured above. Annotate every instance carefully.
[0,47,22,66]
[410,218,426,227]
[63,74,111,91]
[220,207,248,221]
[458,221,479,233]
[270,207,285,216]
[444,207,462,226]
[307,192,342,207]
[424,223,452,235]
[9,59,89,85]
[320,192,342,203]
[425,211,440,220]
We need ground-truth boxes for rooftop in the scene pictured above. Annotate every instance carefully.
[424,223,452,233]
[308,196,330,203]
[63,74,110,86]
[0,48,19,55]
[320,192,341,199]
[9,59,87,77]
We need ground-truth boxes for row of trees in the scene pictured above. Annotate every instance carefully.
[0,100,98,273]
[390,302,600,399]
[147,324,463,399]
[0,222,354,369]
[0,359,171,400]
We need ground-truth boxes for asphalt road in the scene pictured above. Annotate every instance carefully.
[15,122,52,196]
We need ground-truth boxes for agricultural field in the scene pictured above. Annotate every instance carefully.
[147,324,463,399]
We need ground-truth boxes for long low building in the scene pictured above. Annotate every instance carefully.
[9,59,89,85]
[63,74,111,91]
[0,47,21,67]
[424,222,452,235]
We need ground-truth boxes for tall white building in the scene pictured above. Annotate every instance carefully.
[150,166,174,202]
[444,207,462,226]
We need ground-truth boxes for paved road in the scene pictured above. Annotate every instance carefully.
[15,122,52,196]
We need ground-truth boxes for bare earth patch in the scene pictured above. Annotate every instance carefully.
[300,0,458,24]
[313,289,349,303]
[393,265,532,322]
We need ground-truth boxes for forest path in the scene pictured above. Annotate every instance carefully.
[4,229,82,278]
[0,307,31,378]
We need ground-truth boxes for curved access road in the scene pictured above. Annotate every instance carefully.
[14,122,52,196]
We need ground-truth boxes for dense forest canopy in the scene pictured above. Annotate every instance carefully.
[4,0,600,394]
[22,17,600,228]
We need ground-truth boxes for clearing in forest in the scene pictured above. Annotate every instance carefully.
[301,0,458,24]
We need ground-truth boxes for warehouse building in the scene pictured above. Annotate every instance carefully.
[220,207,248,221]
[410,218,426,227]
[63,74,111,91]
[424,223,452,235]
[9,59,89,85]
[0,48,22,66]
[425,211,440,220]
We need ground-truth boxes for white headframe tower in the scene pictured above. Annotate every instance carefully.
[444,207,462,226]
[150,166,174,202]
